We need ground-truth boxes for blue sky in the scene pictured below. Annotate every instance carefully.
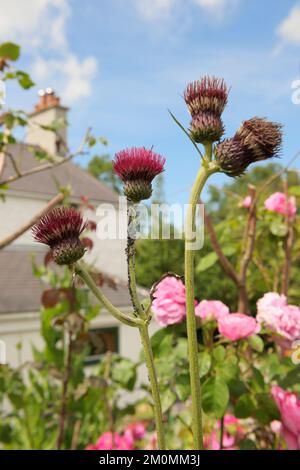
[2,0,300,203]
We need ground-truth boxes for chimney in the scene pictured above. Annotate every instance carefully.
[26,88,69,157]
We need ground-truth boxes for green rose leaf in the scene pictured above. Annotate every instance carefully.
[202,376,229,418]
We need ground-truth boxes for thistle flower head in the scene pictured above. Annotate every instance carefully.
[190,112,224,144]
[184,76,228,118]
[236,117,282,161]
[113,147,165,202]
[215,137,249,177]
[32,207,87,265]
[215,117,283,177]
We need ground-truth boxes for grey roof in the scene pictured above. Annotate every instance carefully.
[0,248,132,314]
[1,143,119,203]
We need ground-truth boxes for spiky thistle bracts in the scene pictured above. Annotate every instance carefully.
[113,147,165,202]
[32,207,87,265]
[184,76,228,117]
[215,117,283,177]
[184,76,228,144]
[236,117,282,161]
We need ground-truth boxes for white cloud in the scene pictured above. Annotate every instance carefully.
[134,0,237,21]
[0,0,70,50]
[277,4,300,46]
[33,54,97,104]
[134,0,176,20]
[0,0,98,104]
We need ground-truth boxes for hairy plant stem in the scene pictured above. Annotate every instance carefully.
[74,261,165,449]
[57,328,73,450]
[185,150,218,450]
[74,263,144,327]
[126,201,165,449]
[139,324,166,450]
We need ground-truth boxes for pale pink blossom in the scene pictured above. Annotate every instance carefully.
[204,414,244,450]
[256,293,300,349]
[241,196,252,208]
[145,432,157,450]
[86,431,134,450]
[264,192,297,219]
[270,420,282,434]
[124,422,146,441]
[195,300,229,322]
[152,276,190,326]
[218,313,260,341]
[272,386,300,450]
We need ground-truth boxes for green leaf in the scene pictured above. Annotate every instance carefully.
[216,355,239,383]
[248,334,264,352]
[16,71,35,89]
[256,393,280,422]
[198,350,211,378]
[251,367,265,391]
[111,358,136,391]
[239,439,257,450]
[222,245,237,257]
[160,389,176,413]
[213,345,226,363]
[270,221,288,237]
[234,394,256,418]
[196,252,218,272]
[0,42,20,60]
[175,374,191,401]
[228,379,248,398]
[288,186,300,196]
[202,376,229,418]
[279,365,300,388]
[151,328,173,357]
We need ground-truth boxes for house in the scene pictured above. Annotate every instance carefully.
[0,90,156,371]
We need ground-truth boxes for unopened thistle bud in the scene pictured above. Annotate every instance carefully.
[113,147,165,203]
[236,117,282,161]
[190,112,224,144]
[32,207,87,265]
[215,117,283,177]
[184,76,228,143]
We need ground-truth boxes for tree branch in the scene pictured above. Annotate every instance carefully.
[0,192,64,249]
[281,180,294,297]
[238,185,257,313]
[0,128,91,187]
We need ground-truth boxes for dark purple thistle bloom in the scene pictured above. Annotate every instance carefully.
[32,207,87,265]
[184,76,228,118]
[236,117,282,161]
[215,117,283,177]
[113,147,165,202]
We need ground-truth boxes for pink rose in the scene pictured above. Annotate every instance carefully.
[218,313,260,341]
[257,293,300,349]
[152,275,188,326]
[257,292,287,311]
[272,386,300,450]
[195,300,229,322]
[124,422,146,441]
[241,196,252,209]
[87,431,134,450]
[264,192,297,219]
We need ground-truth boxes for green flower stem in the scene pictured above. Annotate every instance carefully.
[139,323,166,450]
[126,204,165,449]
[127,202,146,318]
[185,157,218,450]
[75,261,165,449]
[74,263,144,328]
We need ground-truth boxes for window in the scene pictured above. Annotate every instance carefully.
[85,327,119,365]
